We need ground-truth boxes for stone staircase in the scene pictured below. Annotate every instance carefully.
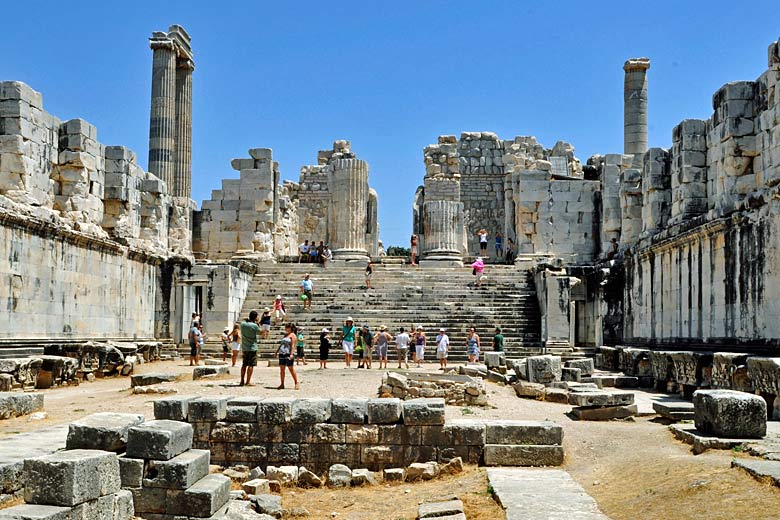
[209,263,542,363]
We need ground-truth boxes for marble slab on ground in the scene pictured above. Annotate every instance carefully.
[0,425,69,492]
[487,467,610,520]
[732,458,780,487]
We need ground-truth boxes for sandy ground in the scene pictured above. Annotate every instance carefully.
[4,359,780,520]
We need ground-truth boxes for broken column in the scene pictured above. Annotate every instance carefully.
[670,119,708,223]
[328,155,369,261]
[624,58,651,162]
[421,136,464,266]
[640,147,671,238]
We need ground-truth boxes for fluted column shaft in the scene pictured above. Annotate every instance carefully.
[328,159,369,259]
[174,59,193,198]
[149,41,177,188]
[422,200,463,257]
[624,58,651,162]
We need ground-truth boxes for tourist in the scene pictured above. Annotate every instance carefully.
[190,312,200,328]
[229,323,241,367]
[436,327,449,369]
[322,245,333,267]
[276,323,300,390]
[495,231,503,259]
[365,260,373,289]
[410,234,418,266]
[298,240,310,263]
[492,327,504,352]
[273,295,286,324]
[359,324,373,369]
[197,324,206,362]
[467,327,480,363]
[607,238,619,260]
[259,308,272,339]
[220,326,230,363]
[342,317,357,367]
[317,241,325,264]
[319,328,331,369]
[239,310,261,386]
[295,327,307,365]
[471,257,485,287]
[188,321,201,366]
[300,274,313,311]
[505,238,515,265]
[309,239,318,263]
[414,326,426,368]
[477,228,489,256]
[374,325,391,369]
[396,327,410,369]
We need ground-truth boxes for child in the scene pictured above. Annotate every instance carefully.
[273,295,286,324]
[296,327,307,365]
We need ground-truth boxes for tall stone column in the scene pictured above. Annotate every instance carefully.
[149,38,177,188]
[327,158,369,261]
[624,58,651,162]
[174,59,194,198]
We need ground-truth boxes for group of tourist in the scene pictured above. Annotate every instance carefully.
[477,229,516,264]
[297,240,333,265]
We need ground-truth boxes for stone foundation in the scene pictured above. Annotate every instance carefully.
[378,371,487,406]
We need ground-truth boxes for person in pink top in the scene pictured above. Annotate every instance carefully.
[471,257,485,288]
[273,295,286,325]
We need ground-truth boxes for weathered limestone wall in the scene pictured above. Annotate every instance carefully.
[197,148,282,260]
[190,263,254,332]
[510,171,599,263]
[0,207,161,340]
[621,37,780,346]
[534,267,577,352]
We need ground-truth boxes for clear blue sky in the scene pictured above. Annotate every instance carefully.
[2,1,779,247]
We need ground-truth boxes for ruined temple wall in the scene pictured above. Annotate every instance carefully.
[457,132,505,256]
[296,165,329,245]
[624,205,780,344]
[511,171,599,263]
[190,263,253,333]
[0,208,161,340]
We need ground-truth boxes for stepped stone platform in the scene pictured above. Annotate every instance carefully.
[0,425,68,498]
[200,264,543,363]
[488,467,610,519]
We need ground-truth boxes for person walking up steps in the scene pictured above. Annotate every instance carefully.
[239,310,261,386]
[273,296,286,325]
[277,323,300,390]
[300,274,313,311]
[396,327,410,369]
[410,234,419,266]
[296,327,307,365]
[342,317,357,367]
[467,327,481,363]
[259,308,272,339]
[471,257,485,288]
[414,326,426,368]
[374,325,391,369]
[365,260,373,289]
[318,328,331,369]
[436,328,449,369]
[495,231,503,259]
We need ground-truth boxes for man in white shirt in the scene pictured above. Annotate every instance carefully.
[298,240,310,263]
[395,327,410,369]
[436,328,450,369]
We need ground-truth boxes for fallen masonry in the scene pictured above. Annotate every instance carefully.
[0,393,44,420]
[379,371,487,406]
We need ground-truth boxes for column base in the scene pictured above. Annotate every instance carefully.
[331,249,370,266]
[419,255,463,268]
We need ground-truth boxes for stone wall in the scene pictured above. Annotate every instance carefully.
[189,263,254,332]
[157,396,487,474]
[619,37,780,347]
[0,80,194,343]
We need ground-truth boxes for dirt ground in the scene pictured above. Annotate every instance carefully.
[4,359,780,520]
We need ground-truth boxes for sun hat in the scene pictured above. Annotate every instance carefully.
[380,325,386,331]
[223,327,230,332]
[322,328,330,333]
[276,295,282,299]
[439,327,445,332]
[417,326,423,331]
[265,307,271,312]
[346,316,354,322]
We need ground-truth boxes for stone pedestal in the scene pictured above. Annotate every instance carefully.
[327,158,369,261]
